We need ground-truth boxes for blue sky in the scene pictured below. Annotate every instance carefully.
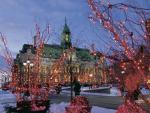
[0,0,99,56]
[0,0,149,57]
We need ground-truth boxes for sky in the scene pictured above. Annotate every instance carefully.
[0,0,149,57]
[0,0,99,56]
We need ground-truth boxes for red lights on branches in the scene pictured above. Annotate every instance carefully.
[88,0,150,112]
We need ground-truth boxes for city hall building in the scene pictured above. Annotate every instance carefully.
[14,21,108,85]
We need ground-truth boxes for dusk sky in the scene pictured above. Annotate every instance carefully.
[0,0,149,57]
[0,0,96,56]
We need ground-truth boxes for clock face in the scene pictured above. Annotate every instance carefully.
[65,34,69,42]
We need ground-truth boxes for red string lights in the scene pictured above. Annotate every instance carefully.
[88,0,150,112]
[65,96,91,113]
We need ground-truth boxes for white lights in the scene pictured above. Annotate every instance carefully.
[89,74,93,77]
[30,63,34,67]
[23,60,34,67]
[27,60,30,64]
[23,62,27,66]
[121,71,125,74]
[55,79,58,82]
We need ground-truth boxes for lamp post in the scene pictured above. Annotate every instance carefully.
[68,54,73,101]
[23,60,34,86]
[68,51,77,101]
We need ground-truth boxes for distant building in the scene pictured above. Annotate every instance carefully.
[0,71,9,88]
[14,21,107,84]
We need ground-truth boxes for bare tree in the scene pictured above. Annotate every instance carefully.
[88,0,150,112]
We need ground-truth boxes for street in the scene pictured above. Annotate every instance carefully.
[50,93,150,112]
[50,93,123,109]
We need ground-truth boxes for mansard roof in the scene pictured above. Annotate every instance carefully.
[18,43,99,61]
[42,44,94,61]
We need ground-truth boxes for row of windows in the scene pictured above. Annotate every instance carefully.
[40,65,103,75]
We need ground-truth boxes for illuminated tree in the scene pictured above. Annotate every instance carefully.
[0,24,52,112]
[88,0,150,112]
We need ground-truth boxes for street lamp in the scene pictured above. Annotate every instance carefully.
[23,60,34,86]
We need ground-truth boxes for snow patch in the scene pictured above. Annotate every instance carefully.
[50,102,116,113]
[141,88,150,95]
[62,87,121,96]
[50,102,69,113]
[91,106,116,113]
[110,87,121,96]
[0,104,5,113]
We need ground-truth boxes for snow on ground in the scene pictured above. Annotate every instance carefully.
[0,104,5,113]
[0,90,16,107]
[0,102,116,113]
[62,86,111,91]
[110,87,121,96]
[91,106,116,113]
[50,102,69,113]
[50,102,116,113]
[62,86,150,97]
[141,88,150,95]
[81,86,110,91]
[62,87,121,96]
[0,87,149,113]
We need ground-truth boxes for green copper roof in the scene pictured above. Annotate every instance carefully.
[63,23,70,34]
[62,18,70,34]
[76,48,94,61]
[16,43,98,62]
[42,44,94,61]
[42,44,63,59]
[63,20,70,34]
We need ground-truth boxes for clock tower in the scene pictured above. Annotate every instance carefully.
[61,18,72,49]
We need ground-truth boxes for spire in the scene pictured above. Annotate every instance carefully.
[63,17,70,34]
[65,17,67,25]
[61,18,72,49]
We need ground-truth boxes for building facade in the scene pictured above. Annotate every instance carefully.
[0,70,10,88]
[14,22,107,85]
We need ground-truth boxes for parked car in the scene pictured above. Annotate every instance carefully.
[0,90,16,108]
